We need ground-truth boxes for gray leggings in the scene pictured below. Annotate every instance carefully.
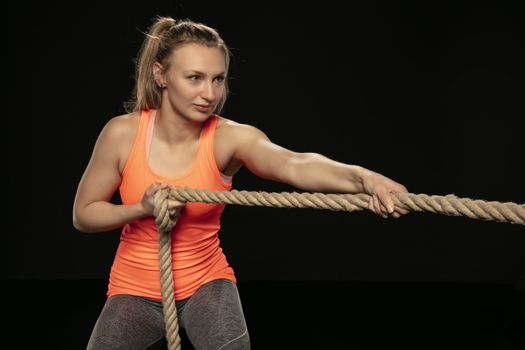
[86,279,250,350]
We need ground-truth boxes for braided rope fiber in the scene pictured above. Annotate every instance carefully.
[153,189,182,350]
[153,187,525,349]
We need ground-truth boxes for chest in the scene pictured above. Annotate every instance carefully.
[148,141,199,178]
[146,124,241,179]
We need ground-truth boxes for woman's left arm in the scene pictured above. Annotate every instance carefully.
[231,123,409,218]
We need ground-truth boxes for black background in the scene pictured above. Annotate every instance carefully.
[5,0,525,283]
[4,1,525,349]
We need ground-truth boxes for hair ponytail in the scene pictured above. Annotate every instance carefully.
[125,17,175,112]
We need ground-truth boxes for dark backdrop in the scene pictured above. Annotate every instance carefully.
[5,0,525,283]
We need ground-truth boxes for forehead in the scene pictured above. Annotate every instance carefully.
[170,43,226,73]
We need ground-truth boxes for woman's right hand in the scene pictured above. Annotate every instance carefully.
[140,182,186,219]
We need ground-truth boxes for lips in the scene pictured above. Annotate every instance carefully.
[194,104,212,113]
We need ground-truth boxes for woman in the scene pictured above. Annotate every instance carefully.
[73,16,409,350]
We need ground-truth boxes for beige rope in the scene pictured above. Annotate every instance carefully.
[153,187,525,349]
[153,189,182,350]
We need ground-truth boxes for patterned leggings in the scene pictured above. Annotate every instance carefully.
[86,279,250,350]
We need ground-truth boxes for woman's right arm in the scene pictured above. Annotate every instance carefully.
[72,116,149,233]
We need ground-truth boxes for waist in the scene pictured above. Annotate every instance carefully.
[109,236,235,299]
[118,225,223,265]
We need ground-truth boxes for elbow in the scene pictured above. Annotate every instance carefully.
[73,218,97,233]
[72,208,90,233]
[72,214,86,232]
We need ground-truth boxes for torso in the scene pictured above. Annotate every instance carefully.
[116,112,243,178]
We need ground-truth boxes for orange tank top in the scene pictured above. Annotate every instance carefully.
[108,109,236,301]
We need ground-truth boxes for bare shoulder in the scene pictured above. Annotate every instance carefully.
[104,111,140,137]
[98,111,141,173]
[215,115,268,141]
[214,115,269,175]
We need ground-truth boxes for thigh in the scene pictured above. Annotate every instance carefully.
[180,279,250,350]
[86,294,166,350]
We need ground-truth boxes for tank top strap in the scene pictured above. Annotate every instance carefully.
[200,114,219,166]
[201,114,218,147]
[198,114,233,187]
[121,109,153,178]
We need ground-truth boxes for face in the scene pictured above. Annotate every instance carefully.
[155,43,226,122]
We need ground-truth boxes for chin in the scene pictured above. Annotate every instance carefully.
[187,111,211,123]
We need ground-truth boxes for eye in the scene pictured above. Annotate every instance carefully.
[188,75,201,81]
[215,76,225,83]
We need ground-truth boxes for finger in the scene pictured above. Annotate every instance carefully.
[149,182,164,192]
[378,189,395,214]
[396,207,410,215]
[381,204,390,218]
[368,196,375,214]
[171,208,183,217]
[156,183,169,191]
[168,205,180,214]
[375,196,384,216]
[373,195,387,218]
[373,193,385,214]
[380,204,389,218]
[373,195,380,213]
[169,209,181,217]
[168,199,185,209]
[375,188,393,215]
[377,198,389,217]
[155,183,170,194]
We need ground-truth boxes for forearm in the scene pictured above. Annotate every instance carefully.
[73,201,148,233]
[285,152,366,193]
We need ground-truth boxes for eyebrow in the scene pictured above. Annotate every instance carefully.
[183,70,226,77]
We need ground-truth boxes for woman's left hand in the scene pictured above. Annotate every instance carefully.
[361,169,410,219]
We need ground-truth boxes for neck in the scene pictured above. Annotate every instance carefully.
[155,104,204,146]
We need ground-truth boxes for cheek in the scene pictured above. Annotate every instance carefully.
[213,85,225,100]
[169,82,197,101]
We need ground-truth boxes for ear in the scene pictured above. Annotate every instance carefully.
[152,62,167,88]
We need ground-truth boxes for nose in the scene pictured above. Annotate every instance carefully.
[201,81,216,102]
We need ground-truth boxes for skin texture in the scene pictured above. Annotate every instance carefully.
[73,43,408,233]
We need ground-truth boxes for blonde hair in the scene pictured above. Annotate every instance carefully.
[125,17,231,114]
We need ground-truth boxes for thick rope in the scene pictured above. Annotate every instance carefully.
[165,187,525,224]
[153,187,525,349]
[153,189,182,350]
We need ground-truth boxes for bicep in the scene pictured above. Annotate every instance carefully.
[73,119,125,211]
[233,125,297,183]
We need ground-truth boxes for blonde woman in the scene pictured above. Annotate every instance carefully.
[73,16,408,350]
